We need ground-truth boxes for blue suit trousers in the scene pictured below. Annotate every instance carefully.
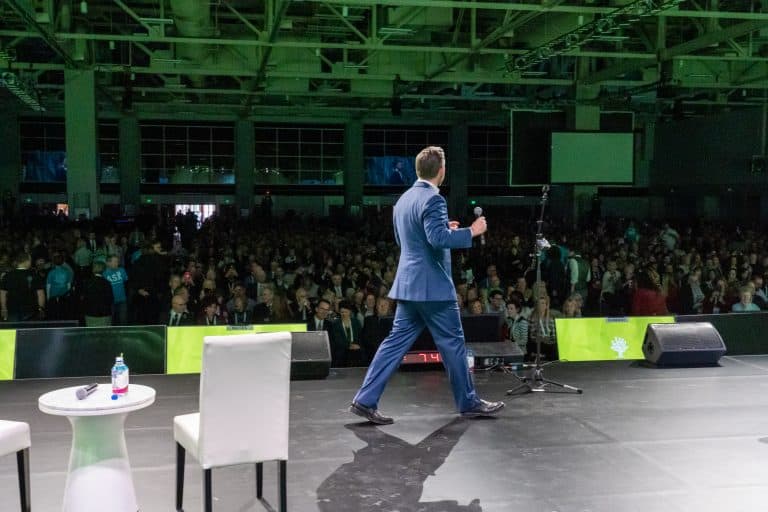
[353,300,480,413]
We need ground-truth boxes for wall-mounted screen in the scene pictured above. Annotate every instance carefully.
[550,132,634,184]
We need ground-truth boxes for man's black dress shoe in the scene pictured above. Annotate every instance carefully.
[349,401,394,425]
[460,399,505,418]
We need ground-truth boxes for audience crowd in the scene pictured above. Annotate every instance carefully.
[1,207,767,366]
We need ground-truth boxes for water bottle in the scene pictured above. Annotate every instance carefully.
[111,354,129,395]
[466,347,475,372]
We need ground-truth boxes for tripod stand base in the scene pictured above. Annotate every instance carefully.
[505,365,583,395]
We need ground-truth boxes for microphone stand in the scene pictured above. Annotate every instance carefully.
[506,185,582,396]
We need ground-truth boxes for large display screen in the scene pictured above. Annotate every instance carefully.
[550,132,634,184]
[556,316,675,362]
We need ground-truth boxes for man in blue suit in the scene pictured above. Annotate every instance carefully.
[350,146,504,424]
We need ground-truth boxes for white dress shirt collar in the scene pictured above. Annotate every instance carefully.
[416,178,439,192]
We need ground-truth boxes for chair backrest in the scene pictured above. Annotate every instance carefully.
[198,332,292,468]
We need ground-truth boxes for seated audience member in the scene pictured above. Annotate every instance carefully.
[307,298,333,332]
[631,267,669,316]
[750,274,768,310]
[502,297,529,355]
[732,285,761,313]
[356,292,377,325]
[485,289,506,315]
[361,297,393,364]
[678,268,705,315]
[703,278,729,314]
[229,296,252,325]
[290,287,313,322]
[198,296,225,326]
[165,294,193,326]
[468,298,484,315]
[331,301,363,367]
[528,295,558,362]
[226,282,256,317]
[560,297,581,318]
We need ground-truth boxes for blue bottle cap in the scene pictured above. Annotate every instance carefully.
[111,394,118,400]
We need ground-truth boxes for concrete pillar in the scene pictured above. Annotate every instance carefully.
[343,118,364,216]
[65,69,99,218]
[234,119,255,214]
[0,111,21,197]
[119,114,141,214]
[448,122,468,219]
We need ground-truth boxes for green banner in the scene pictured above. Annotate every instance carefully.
[0,330,16,380]
[556,317,675,362]
[166,324,307,374]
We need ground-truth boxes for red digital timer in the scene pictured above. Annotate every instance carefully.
[402,351,443,364]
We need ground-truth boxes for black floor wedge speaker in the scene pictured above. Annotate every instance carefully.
[642,322,726,366]
[291,331,331,380]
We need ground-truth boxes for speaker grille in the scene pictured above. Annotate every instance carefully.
[650,323,724,350]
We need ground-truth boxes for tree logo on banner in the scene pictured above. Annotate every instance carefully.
[610,337,629,359]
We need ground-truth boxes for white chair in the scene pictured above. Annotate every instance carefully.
[0,420,31,512]
[174,332,292,512]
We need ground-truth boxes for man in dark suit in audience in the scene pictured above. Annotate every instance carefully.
[164,294,193,326]
[360,297,393,365]
[307,298,333,332]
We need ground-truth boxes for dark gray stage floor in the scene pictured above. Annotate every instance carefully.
[1,356,768,512]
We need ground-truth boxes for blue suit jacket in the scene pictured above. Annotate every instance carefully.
[389,181,472,301]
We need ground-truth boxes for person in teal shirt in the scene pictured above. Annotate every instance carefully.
[104,255,129,324]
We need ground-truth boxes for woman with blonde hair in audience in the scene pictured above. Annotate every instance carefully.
[528,294,558,362]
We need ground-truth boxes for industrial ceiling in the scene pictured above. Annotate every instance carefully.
[1,0,767,118]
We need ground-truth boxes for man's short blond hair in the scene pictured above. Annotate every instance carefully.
[415,146,445,180]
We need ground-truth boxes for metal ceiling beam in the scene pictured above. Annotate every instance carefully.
[583,20,768,85]
[112,0,153,33]
[244,0,292,110]
[0,28,512,55]
[2,0,80,68]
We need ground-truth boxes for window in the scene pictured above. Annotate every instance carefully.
[20,118,66,182]
[468,127,509,186]
[363,126,449,185]
[254,125,344,185]
[140,122,235,184]
[99,122,119,183]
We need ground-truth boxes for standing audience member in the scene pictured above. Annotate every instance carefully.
[81,262,114,326]
[46,252,74,320]
[631,267,669,316]
[103,255,129,325]
[0,253,45,322]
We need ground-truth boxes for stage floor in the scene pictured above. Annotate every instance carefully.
[1,356,768,512]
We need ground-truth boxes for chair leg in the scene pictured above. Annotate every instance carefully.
[203,469,213,512]
[278,460,287,512]
[175,443,185,512]
[255,462,263,499]
[17,448,30,512]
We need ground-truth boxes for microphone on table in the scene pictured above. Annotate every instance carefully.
[473,206,485,246]
[75,383,99,400]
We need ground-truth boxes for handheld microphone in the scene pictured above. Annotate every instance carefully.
[473,206,485,246]
[75,383,99,400]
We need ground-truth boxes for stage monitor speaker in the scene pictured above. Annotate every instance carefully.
[291,331,331,380]
[642,322,726,366]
